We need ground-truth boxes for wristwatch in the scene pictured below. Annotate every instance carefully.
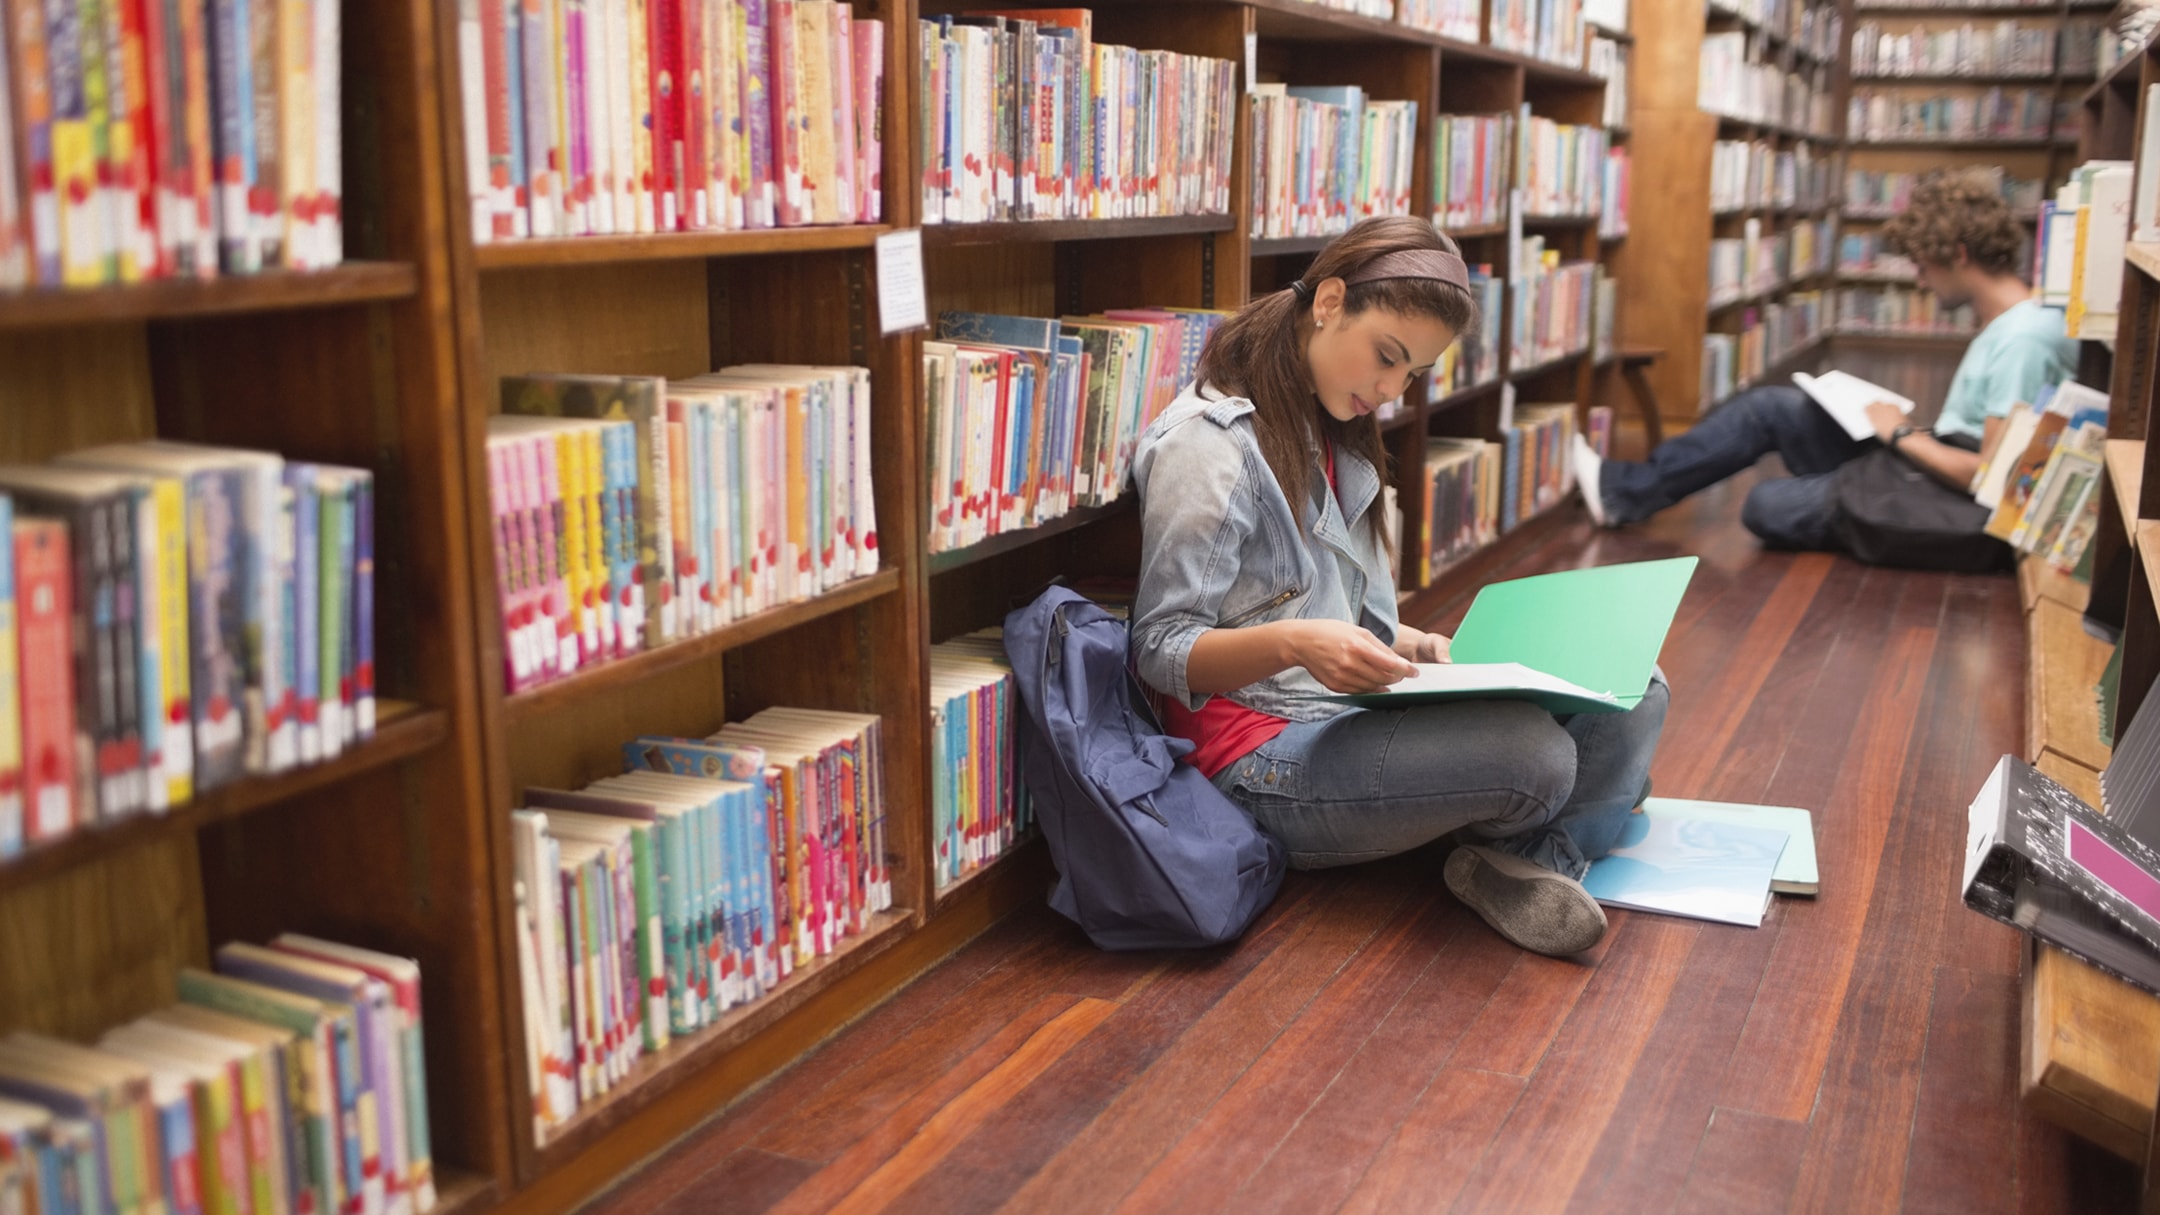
[1888,422,1916,451]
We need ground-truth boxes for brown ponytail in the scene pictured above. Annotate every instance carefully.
[1196,216,1480,527]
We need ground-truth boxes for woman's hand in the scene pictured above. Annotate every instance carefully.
[1394,625,1451,664]
[1282,620,1419,694]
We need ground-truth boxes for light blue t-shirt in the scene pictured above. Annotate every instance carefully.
[1934,299,2078,441]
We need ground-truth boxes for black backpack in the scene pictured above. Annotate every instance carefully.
[1830,445,2013,574]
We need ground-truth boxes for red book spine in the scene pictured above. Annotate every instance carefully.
[14,519,75,843]
[170,0,215,276]
[676,0,705,228]
[480,0,514,241]
[646,0,682,230]
[766,0,801,225]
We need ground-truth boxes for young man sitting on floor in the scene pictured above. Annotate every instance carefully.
[1571,170,2076,551]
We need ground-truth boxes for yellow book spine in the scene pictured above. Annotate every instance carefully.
[583,427,609,661]
[197,1065,245,1215]
[154,480,192,806]
[233,1047,279,1215]
[2068,206,2093,337]
[556,428,591,668]
[785,388,811,600]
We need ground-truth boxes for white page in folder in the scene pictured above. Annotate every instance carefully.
[1792,370,1915,442]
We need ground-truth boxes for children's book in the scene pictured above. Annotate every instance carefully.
[1792,370,1914,443]
[1580,813,1789,927]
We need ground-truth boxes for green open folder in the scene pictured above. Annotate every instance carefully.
[1304,556,1699,715]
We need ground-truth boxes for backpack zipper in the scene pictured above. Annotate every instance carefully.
[1219,586,1300,629]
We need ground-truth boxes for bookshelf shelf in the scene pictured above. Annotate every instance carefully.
[500,569,903,724]
[931,833,1046,907]
[1439,221,1510,239]
[927,500,1137,575]
[1521,212,1601,228]
[1854,73,2062,85]
[530,909,915,1170]
[2128,242,2160,283]
[1251,235,1337,257]
[1428,379,1504,414]
[1509,349,1589,381]
[0,262,419,330]
[2111,440,2146,541]
[922,214,1237,247]
[433,1171,498,1215]
[1831,328,1975,347]
[1854,3,2084,12]
[0,701,448,897]
[2084,53,2146,106]
[472,225,888,270]
[1850,137,2072,150]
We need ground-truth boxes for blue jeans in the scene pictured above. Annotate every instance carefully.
[1210,676,1670,880]
[1598,385,1867,549]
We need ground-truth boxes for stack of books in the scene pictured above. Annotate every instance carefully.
[1837,231,1918,277]
[1424,439,1503,578]
[919,11,1237,224]
[1705,290,1827,401]
[513,710,892,1142]
[0,446,378,859]
[1432,113,1515,230]
[1848,86,2060,141]
[1600,149,1632,238]
[924,308,1227,554]
[1519,113,1609,219]
[0,937,439,1215]
[929,632,1032,889]
[0,0,343,287]
[1399,0,1484,41]
[1844,166,2044,216]
[1701,34,1830,131]
[1833,284,1975,333]
[2037,158,2134,340]
[1429,266,1506,395]
[1511,238,1597,368]
[1711,140,1776,211]
[1707,217,1782,305]
[2062,16,2104,77]
[1501,404,1582,528]
[1491,0,1588,69]
[1852,19,2061,77]
[1249,87,1417,239]
[1591,37,1631,127]
[487,367,880,695]
[460,0,887,241]
[1972,382,2109,573]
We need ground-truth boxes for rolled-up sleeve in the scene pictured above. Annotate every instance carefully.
[1131,418,1251,710]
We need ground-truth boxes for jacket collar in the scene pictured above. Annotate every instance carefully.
[1192,385,1381,551]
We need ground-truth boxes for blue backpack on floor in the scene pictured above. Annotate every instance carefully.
[1003,586,1286,951]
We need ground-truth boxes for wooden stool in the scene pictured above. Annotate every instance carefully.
[1614,345,1666,451]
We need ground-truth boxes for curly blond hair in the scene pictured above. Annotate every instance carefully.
[1880,170,2026,276]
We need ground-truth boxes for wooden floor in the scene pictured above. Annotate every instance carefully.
[585,468,2145,1215]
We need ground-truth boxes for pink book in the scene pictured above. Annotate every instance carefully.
[853,18,881,222]
[766,0,804,225]
[828,3,853,224]
[485,440,524,691]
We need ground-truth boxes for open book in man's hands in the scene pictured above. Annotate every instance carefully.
[1792,371,1916,442]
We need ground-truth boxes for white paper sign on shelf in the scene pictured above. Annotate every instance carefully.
[1245,32,1258,94]
[875,228,929,335]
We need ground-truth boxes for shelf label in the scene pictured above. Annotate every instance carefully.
[875,228,929,335]
[1245,33,1257,95]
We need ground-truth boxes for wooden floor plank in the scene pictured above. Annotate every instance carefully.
[1671,1108,1810,1215]
[986,870,1420,1215]
[1336,1069,1530,1215]
[1442,932,1612,1078]
[1228,908,1524,1215]
[648,1148,821,1215]
[1718,616,1941,1121]
[1787,578,2001,1215]
[1939,581,2033,978]
[1105,892,1458,1215]
[868,879,1363,1215]
[1446,915,1701,1213]
[1901,967,2022,1215]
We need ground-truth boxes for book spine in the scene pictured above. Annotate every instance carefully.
[644,0,679,230]
[0,498,16,857]
[240,0,278,268]
[138,0,182,280]
[315,474,345,757]
[279,0,312,268]
[828,2,852,226]
[125,482,165,816]
[766,0,800,225]
[676,0,704,228]
[173,0,216,274]
[287,467,320,763]
[79,0,125,282]
[204,0,256,271]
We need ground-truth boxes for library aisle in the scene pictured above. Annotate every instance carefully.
[583,471,2139,1215]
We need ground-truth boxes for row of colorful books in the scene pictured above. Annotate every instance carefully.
[1491,0,1589,70]
[1843,166,2044,215]
[0,0,343,287]
[512,708,890,1141]
[1399,0,1482,42]
[1710,140,1832,212]
[1847,87,2063,142]
[1831,284,1975,334]
[1600,150,1631,238]
[930,634,1030,890]
[459,0,885,242]
[1700,34,1835,133]
[925,308,1224,554]
[0,936,439,1215]
[1850,19,2069,78]
[1591,37,1630,128]
[1510,240,1599,369]
[1700,290,1826,404]
[1836,231,1918,278]
[0,445,376,858]
[1433,113,1513,231]
[2043,159,2133,341]
[1428,266,1505,397]
[1248,87,1416,240]
[1306,0,1393,19]
[487,366,878,695]
[919,11,1236,225]
[1519,115,1608,219]
[1421,405,1610,581]
[1975,382,2108,574]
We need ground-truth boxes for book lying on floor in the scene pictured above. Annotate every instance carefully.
[1581,812,1790,927]
[1300,557,1697,713]
[1641,797,1819,895]
[1792,370,1915,442]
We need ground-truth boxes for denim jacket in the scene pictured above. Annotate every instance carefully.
[1131,383,1399,722]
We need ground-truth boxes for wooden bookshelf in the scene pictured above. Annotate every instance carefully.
[0,263,420,330]
[472,225,889,269]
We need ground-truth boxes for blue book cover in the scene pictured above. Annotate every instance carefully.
[937,311,1060,351]
[1500,428,1522,532]
[1582,815,1790,927]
